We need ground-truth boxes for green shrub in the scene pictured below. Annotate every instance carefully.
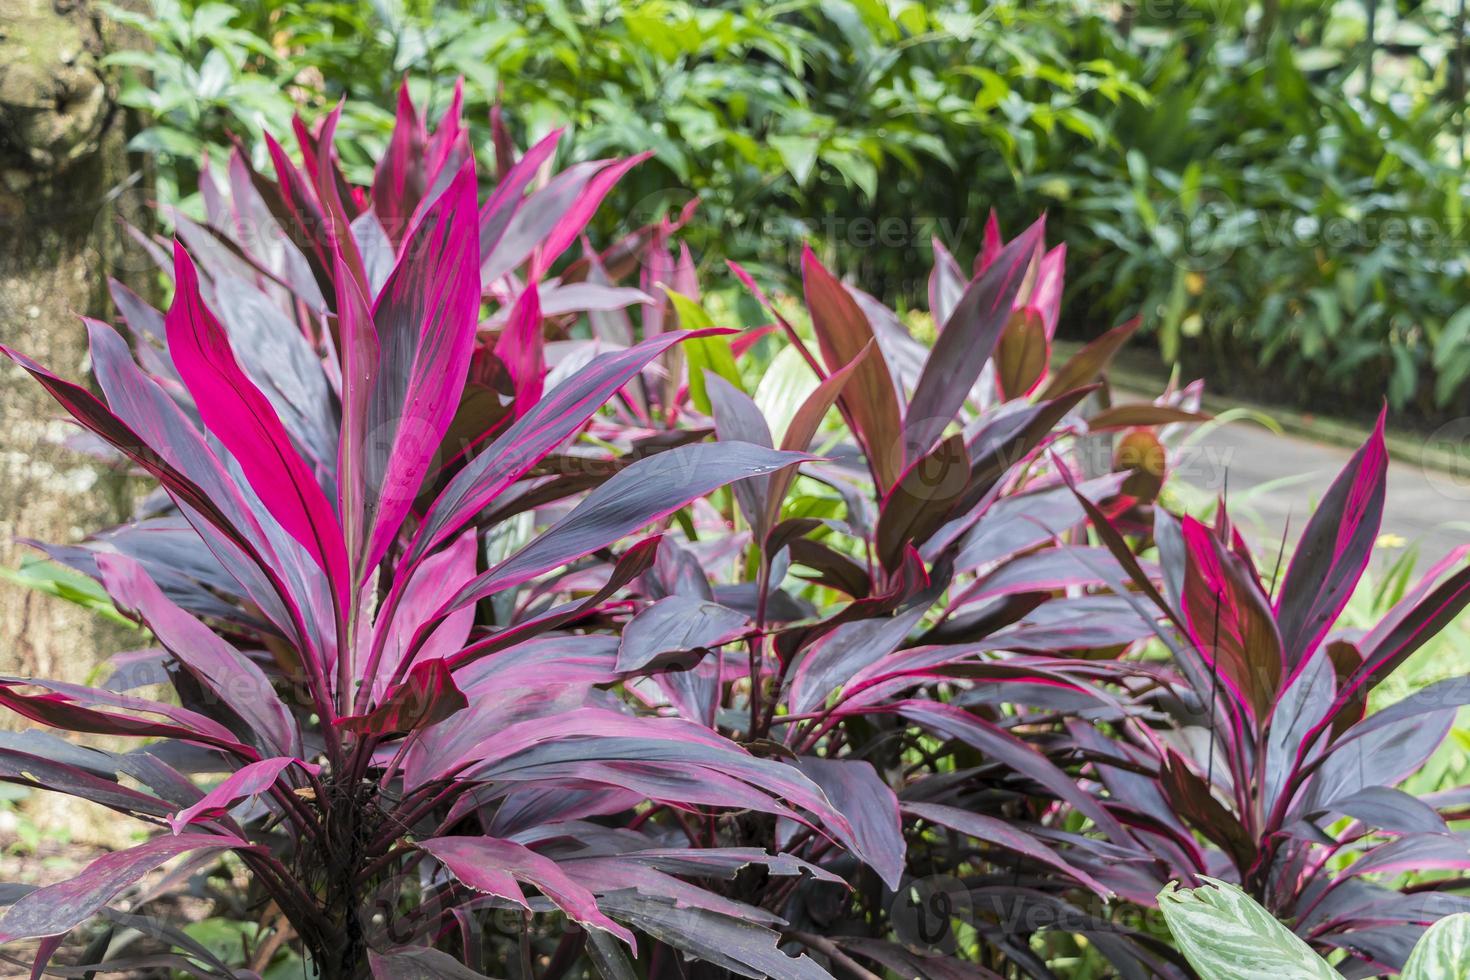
[104,0,1470,416]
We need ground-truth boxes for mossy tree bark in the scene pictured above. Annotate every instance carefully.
[0,0,148,685]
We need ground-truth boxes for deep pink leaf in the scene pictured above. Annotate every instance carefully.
[372,528,477,699]
[359,160,482,573]
[478,129,563,267]
[373,81,428,244]
[419,835,634,946]
[167,757,311,833]
[1179,516,1284,722]
[493,280,545,418]
[410,328,733,559]
[531,152,651,278]
[166,242,349,605]
[484,154,649,284]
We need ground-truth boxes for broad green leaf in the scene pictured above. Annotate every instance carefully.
[1403,913,1470,980]
[1157,878,1336,980]
[770,134,818,186]
[0,558,132,626]
[666,291,741,415]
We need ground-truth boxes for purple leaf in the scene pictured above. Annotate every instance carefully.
[596,891,832,980]
[928,237,966,326]
[1317,786,1447,834]
[0,743,178,820]
[896,700,1130,844]
[903,801,1108,897]
[167,757,311,833]
[369,946,494,979]
[372,528,478,699]
[707,373,775,534]
[338,658,468,736]
[795,756,904,888]
[786,605,926,716]
[875,433,969,570]
[444,442,812,614]
[419,835,634,946]
[953,473,1128,572]
[98,553,299,757]
[0,834,247,942]
[905,219,1045,457]
[617,595,749,672]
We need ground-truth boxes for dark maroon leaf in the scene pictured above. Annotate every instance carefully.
[802,246,904,490]
[905,219,1045,457]
[1275,414,1387,674]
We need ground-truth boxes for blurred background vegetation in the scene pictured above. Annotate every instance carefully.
[103,0,1470,423]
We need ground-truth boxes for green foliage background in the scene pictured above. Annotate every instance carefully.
[106,0,1470,418]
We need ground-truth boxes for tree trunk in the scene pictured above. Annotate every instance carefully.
[0,0,148,687]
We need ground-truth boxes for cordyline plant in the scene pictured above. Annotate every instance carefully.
[608,215,1218,977]
[3,82,1466,980]
[0,85,852,979]
[1047,416,1470,977]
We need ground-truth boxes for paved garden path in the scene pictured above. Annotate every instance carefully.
[1172,416,1468,570]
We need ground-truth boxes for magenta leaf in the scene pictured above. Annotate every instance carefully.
[419,835,634,946]
[1179,516,1285,722]
[0,833,247,942]
[165,242,349,605]
[372,81,428,244]
[357,159,482,574]
[167,757,312,833]
[478,129,563,268]
[492,280,545,419]
[411,328,728,564]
